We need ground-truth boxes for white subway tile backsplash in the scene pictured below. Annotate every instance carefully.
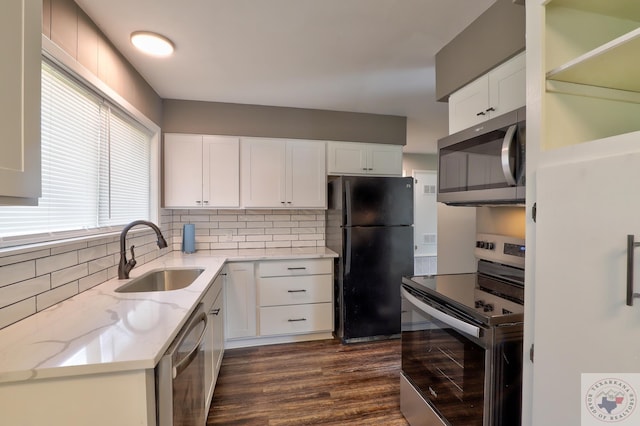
[0,261,36,288]
[266,241,292,248]
[37,281,79,311]
[88,255,116,275]
[266,215,290,221]
[0,209,327,330]
[219,222,246,229]
[50,241,88,255]
[79,269,109,293]
[36,251,78,275]
[239,242,266,249]
[0,298,36,329]
[265,228,292,235]
[292,240,317,248]
[51,264,89,288]
[273,235,298,241]
[246,235,273,242]
[0,276,50,309]
[78,245,107,263]
[0,249,49,267]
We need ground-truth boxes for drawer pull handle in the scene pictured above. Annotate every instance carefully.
[287,318,307,322]
[287,267,307,270]
[211,308,221,315]
[287,289,307,293]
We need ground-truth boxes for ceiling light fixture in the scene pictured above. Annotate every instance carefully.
[130,31,174,57]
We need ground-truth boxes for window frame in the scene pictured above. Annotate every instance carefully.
[0,36,161,249]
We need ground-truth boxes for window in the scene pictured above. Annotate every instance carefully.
[0,59,151,243]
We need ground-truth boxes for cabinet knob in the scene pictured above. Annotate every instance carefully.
[195,200,202,204]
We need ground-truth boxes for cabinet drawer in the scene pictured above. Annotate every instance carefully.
[258,275,332,306]
[259,303,333,336]
[257,258,332,277]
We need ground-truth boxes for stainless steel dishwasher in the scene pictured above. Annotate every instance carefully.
[156,303,208,426]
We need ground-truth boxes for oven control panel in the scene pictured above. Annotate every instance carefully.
[475,233,525,268]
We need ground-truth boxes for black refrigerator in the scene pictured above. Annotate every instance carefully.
[327,176,414,343]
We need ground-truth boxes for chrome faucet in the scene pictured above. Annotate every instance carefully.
[118,220,168,279]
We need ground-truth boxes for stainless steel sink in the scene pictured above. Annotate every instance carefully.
[115,268,204,293]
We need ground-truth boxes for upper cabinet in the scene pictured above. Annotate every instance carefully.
[241,138,326,209]
[542,0,640,150]
[327,141,403,176]
[448,52,526,134]
[164,133,240,208]
[0,0,41,205]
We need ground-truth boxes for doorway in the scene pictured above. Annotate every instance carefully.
[412,170,437,275]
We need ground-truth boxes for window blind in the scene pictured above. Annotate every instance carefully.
[0,60,151,242]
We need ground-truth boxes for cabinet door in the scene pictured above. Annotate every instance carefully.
[0,0,41,205]
[286,140,326,208]
[224,263,256,340]
[203,135,239,208]
[533,148,640,425]
[164,134,203,207]
[367,144,403,176]
[327,142,368,174]
[212,290,224,377]
[241,138,286,207]
[448,76,489,134]
[488,51,525,120]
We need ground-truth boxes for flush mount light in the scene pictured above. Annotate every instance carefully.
[130,31,174,57]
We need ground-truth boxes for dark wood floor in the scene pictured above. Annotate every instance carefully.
[207,338,409,425]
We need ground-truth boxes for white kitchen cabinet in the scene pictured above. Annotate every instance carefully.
[240,138,326,208]
[0,0,41,205]
[448,51,525,134]
[326,141,403,176]
[224,257,334,348]
[256,258,333,337]
[164,133,240,208]
[524,2,640,425]
[203,272,224,412]
[224,262,257,340]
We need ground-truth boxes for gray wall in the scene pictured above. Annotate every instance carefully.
[163,99,407,145]
[402,153,437,175]
[44,0,163,126]
[435,0,525,101]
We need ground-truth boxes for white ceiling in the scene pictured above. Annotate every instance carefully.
[74,0,495,154]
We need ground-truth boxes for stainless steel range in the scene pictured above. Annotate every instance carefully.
[400,233,525,426]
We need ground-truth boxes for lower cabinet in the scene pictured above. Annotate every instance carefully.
[203,273,224,412]
[224,262,257,340]
[224,258,334,347]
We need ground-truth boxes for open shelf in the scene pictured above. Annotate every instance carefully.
[546,27,640,95]
[545,0,640,22]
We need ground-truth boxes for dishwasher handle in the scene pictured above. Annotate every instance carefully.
[173,311,208,379]
[401,287,481,339]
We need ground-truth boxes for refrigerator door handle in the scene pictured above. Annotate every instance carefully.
[345,227,352,274]
[345,180,352,227]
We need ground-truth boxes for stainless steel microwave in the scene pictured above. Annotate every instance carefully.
[437,106,525,206]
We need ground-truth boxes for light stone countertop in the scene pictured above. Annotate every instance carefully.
[0,247,337,384]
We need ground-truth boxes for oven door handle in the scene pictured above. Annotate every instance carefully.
[402,287,480,339]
